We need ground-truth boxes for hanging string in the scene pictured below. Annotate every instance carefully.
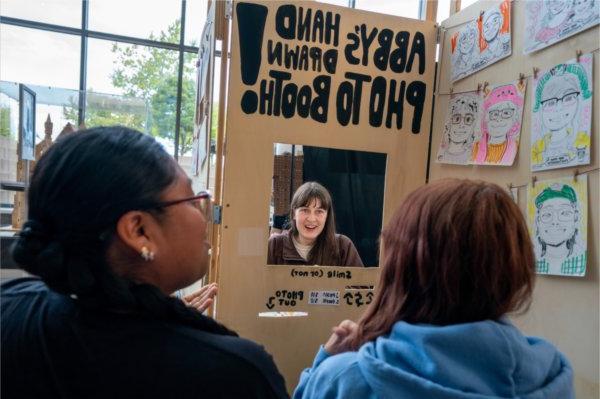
[439,16,477,32]
[434,47,600,96]
[507,167,599,190]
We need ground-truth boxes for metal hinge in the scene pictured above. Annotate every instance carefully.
[436,26,442,44]
[213,205,222,224]
[225,0,233,20]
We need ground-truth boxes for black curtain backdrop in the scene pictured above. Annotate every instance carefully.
[303,146,386,267]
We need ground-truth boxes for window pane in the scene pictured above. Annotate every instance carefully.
[437,0,452,23]
[0,81,79,213]
[0,81,79,152]
[185,0,208,46]
[85,91,150,132]
[88,0,181,44]
[0,0,81,27]
[0,25,80,89]
[86,38,178,153]
[316,0,350,6]
[0,88,19,212]
[460,0,479,11]
[179,52,220,194]
[182,51,200,155]
[354,0,421,19]
[179,51,204,185]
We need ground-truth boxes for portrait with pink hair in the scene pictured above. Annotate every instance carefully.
[472,82,526,166]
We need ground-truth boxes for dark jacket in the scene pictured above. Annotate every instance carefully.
[1,278,289,399]
[267,230,363,266]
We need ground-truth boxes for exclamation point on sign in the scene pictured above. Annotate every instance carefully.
[236,3,268,114]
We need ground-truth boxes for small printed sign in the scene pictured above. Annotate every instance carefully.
[308,291,340,306]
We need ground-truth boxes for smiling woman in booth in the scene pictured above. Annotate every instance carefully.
[268,181,363,267]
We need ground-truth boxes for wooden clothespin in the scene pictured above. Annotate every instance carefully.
[449,87,454,95]
[476,83,482,93]
[519,73,525,85]
[531,175,537,188]
[507,182,513,191]
[573,169,580,182]
[482,81,489,93]
[533,67,539,79]
[479,10,485,21]
[576,50,582,63]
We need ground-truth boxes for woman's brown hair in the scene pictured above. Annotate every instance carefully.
[351,179,535,348]
[289,182,340,265]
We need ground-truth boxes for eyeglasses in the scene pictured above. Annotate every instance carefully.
[538,206,576,223]
[451,113,475,125]
[153,191,213,222]
[540,91,580,110]
[488,108,515,121]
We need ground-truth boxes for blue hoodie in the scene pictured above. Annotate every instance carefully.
[294,319,573,399]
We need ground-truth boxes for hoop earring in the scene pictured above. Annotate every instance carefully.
[141,246,155,261]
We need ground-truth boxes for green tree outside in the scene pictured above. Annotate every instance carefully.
[66,20,200,155]
[0,107,11,138]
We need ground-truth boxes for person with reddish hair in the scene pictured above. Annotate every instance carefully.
[294,179,574,399]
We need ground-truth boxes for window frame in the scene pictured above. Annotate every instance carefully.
[1,0,430,156]
[0,0,216,159]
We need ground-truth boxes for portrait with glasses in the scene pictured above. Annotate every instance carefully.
[472,82,525,166]
[450,0,512,82]
[437,93,482,165]
[531,57,593,171]
[451,23,479,81]
[528,178,588,277]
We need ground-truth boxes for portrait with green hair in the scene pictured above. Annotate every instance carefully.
[529,178,588,277]
[533,63,592,112]
[531,55,593,172]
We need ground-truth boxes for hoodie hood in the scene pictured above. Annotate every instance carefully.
[357,318,573,399]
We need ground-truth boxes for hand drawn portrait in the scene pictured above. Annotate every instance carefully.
[528,176,588,277]
[436,92,482,165]
[524,0,600,54]
[472,81,526,166]
[450,22,479,82]
[531,54,593,171]
[450,0,511,82]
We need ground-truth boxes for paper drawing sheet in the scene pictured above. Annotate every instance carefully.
[472,80,526,166]
[436,92,483,165]
[450,0,511,82]
[524,0,600,54]
[528,176,588,277]
[531,53,593,171]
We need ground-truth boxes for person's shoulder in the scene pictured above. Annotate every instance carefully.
[299,352,367,398]
[1,277,47,297]
[310,351,362,384]
[334,234,363,266]
[269,230,291,242]
[166,326,287,397]
[335,234,353,245]
[320,351,361,375]
[168,324,273,363]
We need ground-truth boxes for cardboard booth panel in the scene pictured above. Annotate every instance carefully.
[269,143,386,267]
[218,0,436,391]
[233,2,434,134]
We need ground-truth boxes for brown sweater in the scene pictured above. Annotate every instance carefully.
[267,230,363,266]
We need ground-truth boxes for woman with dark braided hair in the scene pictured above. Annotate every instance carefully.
[1,126,287,399]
